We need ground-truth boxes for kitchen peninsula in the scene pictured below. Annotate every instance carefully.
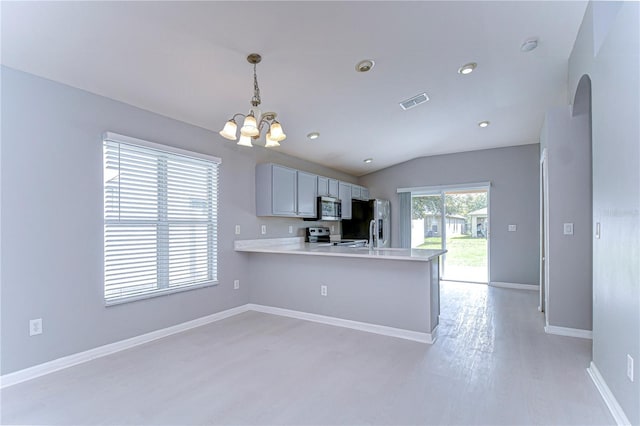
[235,238,446,343]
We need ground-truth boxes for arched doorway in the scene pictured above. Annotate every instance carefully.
[540,74,593,332]
[572,74,593,330]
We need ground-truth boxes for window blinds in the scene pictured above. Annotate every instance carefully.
[103,133,220,304]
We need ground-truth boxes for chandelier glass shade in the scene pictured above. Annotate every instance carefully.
[219,53,286,147]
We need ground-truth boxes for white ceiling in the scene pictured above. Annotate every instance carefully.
[1,1,587,176]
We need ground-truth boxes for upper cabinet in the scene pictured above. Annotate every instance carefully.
[318,176,339,198]
[361,187,370,200]
[256,163,367,219]
[257,164,297,216]
[328,179,339,197]
[318,176,329,197]
[350,184,370,201]
[351,185,361,200]
[256,163,318,218]
[339,182,353,219]
[297,171,318,218]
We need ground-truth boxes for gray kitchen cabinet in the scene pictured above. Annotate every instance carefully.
[351,185,362,199]
[256,163,297,216]
[256,163,318,218]
[351,185,369,200]
[318,176,339,198]
[339,182,353,219]
[317,176,329,197]
[297,171,318,217]
[328,179,339,198]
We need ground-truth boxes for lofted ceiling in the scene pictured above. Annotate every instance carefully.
[1,1,587,176]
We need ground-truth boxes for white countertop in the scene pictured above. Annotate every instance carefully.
[234,238,446,262]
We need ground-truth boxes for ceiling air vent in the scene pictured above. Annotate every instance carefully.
[399,92,430,110]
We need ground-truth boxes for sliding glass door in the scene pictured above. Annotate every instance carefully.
[411,193,444,249]
[409,185,489,283]
[442,190,488,283]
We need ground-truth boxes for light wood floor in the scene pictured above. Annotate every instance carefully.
[1,282,614,425]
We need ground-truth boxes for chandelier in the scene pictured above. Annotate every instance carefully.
[219,53,286,147]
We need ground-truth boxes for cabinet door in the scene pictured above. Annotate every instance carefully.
[351,185,362,200]
[272,165,297,215]
[361,187,370,200]
[339,182,352,219]
[317,176,329,197]
[297,171,318,217]
[328,179,339,198]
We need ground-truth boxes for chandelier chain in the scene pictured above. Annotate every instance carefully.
[251,63,261,107]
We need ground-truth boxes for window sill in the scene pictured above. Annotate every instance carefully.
[105,280,218,307]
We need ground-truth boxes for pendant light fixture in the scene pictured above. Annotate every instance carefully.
[219,53,286,147]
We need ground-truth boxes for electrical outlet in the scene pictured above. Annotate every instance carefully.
[331,225,335,233]
[628,354,634,382]
[320,285,327,296]
[288,225,293,234]
[508,224,517,232]
[261,225,267,235]
[29,318,42,336]
[234,279,240,290]
[563,223,574,235]
[235,225,241,235]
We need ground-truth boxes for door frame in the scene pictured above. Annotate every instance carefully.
[540,148,550,325]
[406,182,491,283]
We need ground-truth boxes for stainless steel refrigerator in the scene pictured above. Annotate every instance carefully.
[341,199,391,248]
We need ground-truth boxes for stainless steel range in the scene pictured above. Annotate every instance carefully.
[306,227,331,243]
[306,227,367,247]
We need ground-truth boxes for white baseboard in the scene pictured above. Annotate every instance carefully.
[544,325,593,339]
[490,281,539,291]
[0,304,251,389]
[587,361,631,426]
[248,303,436,344]
[1,303,436,389]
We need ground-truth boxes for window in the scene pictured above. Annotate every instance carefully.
[103,132,220,305]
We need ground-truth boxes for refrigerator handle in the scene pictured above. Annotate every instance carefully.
[369,219,376,248]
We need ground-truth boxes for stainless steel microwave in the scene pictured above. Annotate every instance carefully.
[316,196,341,221]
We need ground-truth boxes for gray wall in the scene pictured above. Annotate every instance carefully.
[0,67,356,375]
[568,2,640,423]
[540,106,592,331]
[358,144,540,286]
[248,253,435,333]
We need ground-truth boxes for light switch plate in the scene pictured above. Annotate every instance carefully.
[261,225,267,235]
[508,224,517,232]
[288,225,293,234]
[563,223,574,235]
[235,225,241,235]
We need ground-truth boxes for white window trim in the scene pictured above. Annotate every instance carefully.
[397,181,491,195]
[103,132,221,164]
[103,132,221,306]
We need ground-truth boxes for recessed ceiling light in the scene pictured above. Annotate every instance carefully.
[363,158,373,164]
[520,38,539,52]
[307,132,320,140]
[478,120,490,128]
[356,59,375,73]
[458,62,477,75]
